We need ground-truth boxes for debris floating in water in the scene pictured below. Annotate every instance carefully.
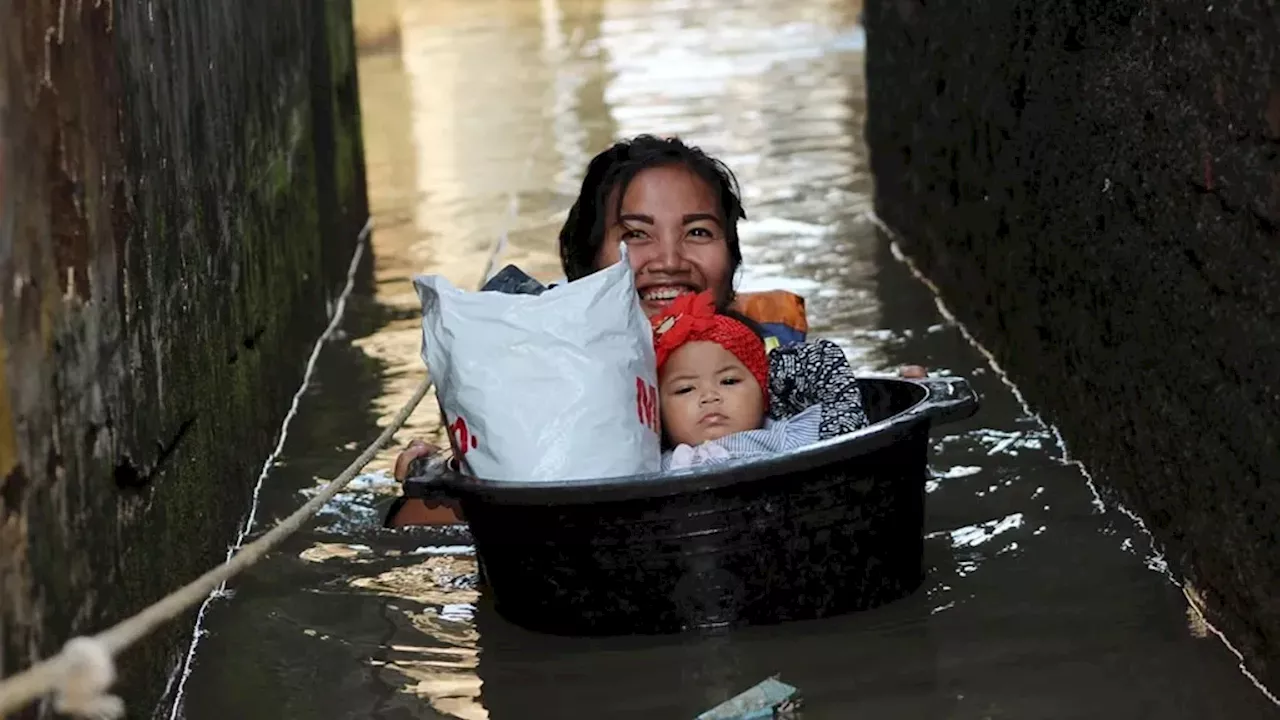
[695,677,801,720]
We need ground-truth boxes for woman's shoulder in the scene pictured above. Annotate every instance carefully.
[768,338,851,373]
[766,337,865,435]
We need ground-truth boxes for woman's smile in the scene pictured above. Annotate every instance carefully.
[598,164,732,317]
[638,283,698,312]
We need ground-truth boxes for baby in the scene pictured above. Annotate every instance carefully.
[652,291,827,471]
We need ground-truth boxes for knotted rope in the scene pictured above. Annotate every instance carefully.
[0,373,434,717]
[0,30,550,706]
[0,216,443,717]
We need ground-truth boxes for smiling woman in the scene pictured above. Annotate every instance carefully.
[603,166,733,315]
[383,135,928,528]
[558,135,746,316]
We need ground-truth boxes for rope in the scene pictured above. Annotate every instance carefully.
[1,119,537,713]
[0,377,434,717]
[0,375,434,717]
[164,217,373,713]
[2,18,558,708]
[0,221,441,717]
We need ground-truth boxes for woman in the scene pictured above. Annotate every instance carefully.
[558,134,745,317]
[384,135,926,527]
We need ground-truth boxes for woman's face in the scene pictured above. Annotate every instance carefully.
[595,165,734,317]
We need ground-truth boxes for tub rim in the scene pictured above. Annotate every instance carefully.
[402,375,978,506]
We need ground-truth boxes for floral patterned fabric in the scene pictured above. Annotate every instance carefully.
[767,338,869,440]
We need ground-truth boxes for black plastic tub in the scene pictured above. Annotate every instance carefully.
[402,375,978,637]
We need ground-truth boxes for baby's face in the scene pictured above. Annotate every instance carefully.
[659,341,766,447]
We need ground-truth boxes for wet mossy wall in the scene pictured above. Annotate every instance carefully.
[0,0,368,713]
[865,0,1280,691]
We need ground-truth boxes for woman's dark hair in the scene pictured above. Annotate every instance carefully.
[558,135,747,285]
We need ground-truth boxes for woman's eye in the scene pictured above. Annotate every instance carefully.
[688,227,714,239]
[622,228,649,240]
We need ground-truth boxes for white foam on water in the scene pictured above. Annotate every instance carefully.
[868,210,1280,709]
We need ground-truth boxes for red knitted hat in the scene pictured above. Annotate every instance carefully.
[650,291,769,407]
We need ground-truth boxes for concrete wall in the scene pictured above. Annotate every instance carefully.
[864,0,1280,690]
[0,0,368,712]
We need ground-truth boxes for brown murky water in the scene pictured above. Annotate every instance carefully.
[162,0,1280,717]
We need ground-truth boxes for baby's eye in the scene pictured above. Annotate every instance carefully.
[720,376,742,386]
[673,386,694,395]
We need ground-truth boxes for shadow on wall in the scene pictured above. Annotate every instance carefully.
[864,0,1280,694]
[0,0,368,711]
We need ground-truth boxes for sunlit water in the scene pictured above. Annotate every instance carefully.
[163,0,1278,717]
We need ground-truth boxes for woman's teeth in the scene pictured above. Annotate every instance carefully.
[641,287,691,301]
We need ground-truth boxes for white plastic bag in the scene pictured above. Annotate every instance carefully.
[415,247,661,481]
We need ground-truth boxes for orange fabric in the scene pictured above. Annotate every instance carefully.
[732,290,809,335]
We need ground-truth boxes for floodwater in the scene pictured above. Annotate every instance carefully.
[162,0,1279,718]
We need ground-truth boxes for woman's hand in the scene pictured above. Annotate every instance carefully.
[899,365,927,378]
[393,439,440,482]
[385,439,463,528]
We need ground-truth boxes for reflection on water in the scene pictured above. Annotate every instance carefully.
[165,0,1278,717]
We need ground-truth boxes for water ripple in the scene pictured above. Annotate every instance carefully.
[167,0,1280,718]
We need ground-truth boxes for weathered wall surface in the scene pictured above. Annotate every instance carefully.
[0,0,368,713]
[865,0,1280,691]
